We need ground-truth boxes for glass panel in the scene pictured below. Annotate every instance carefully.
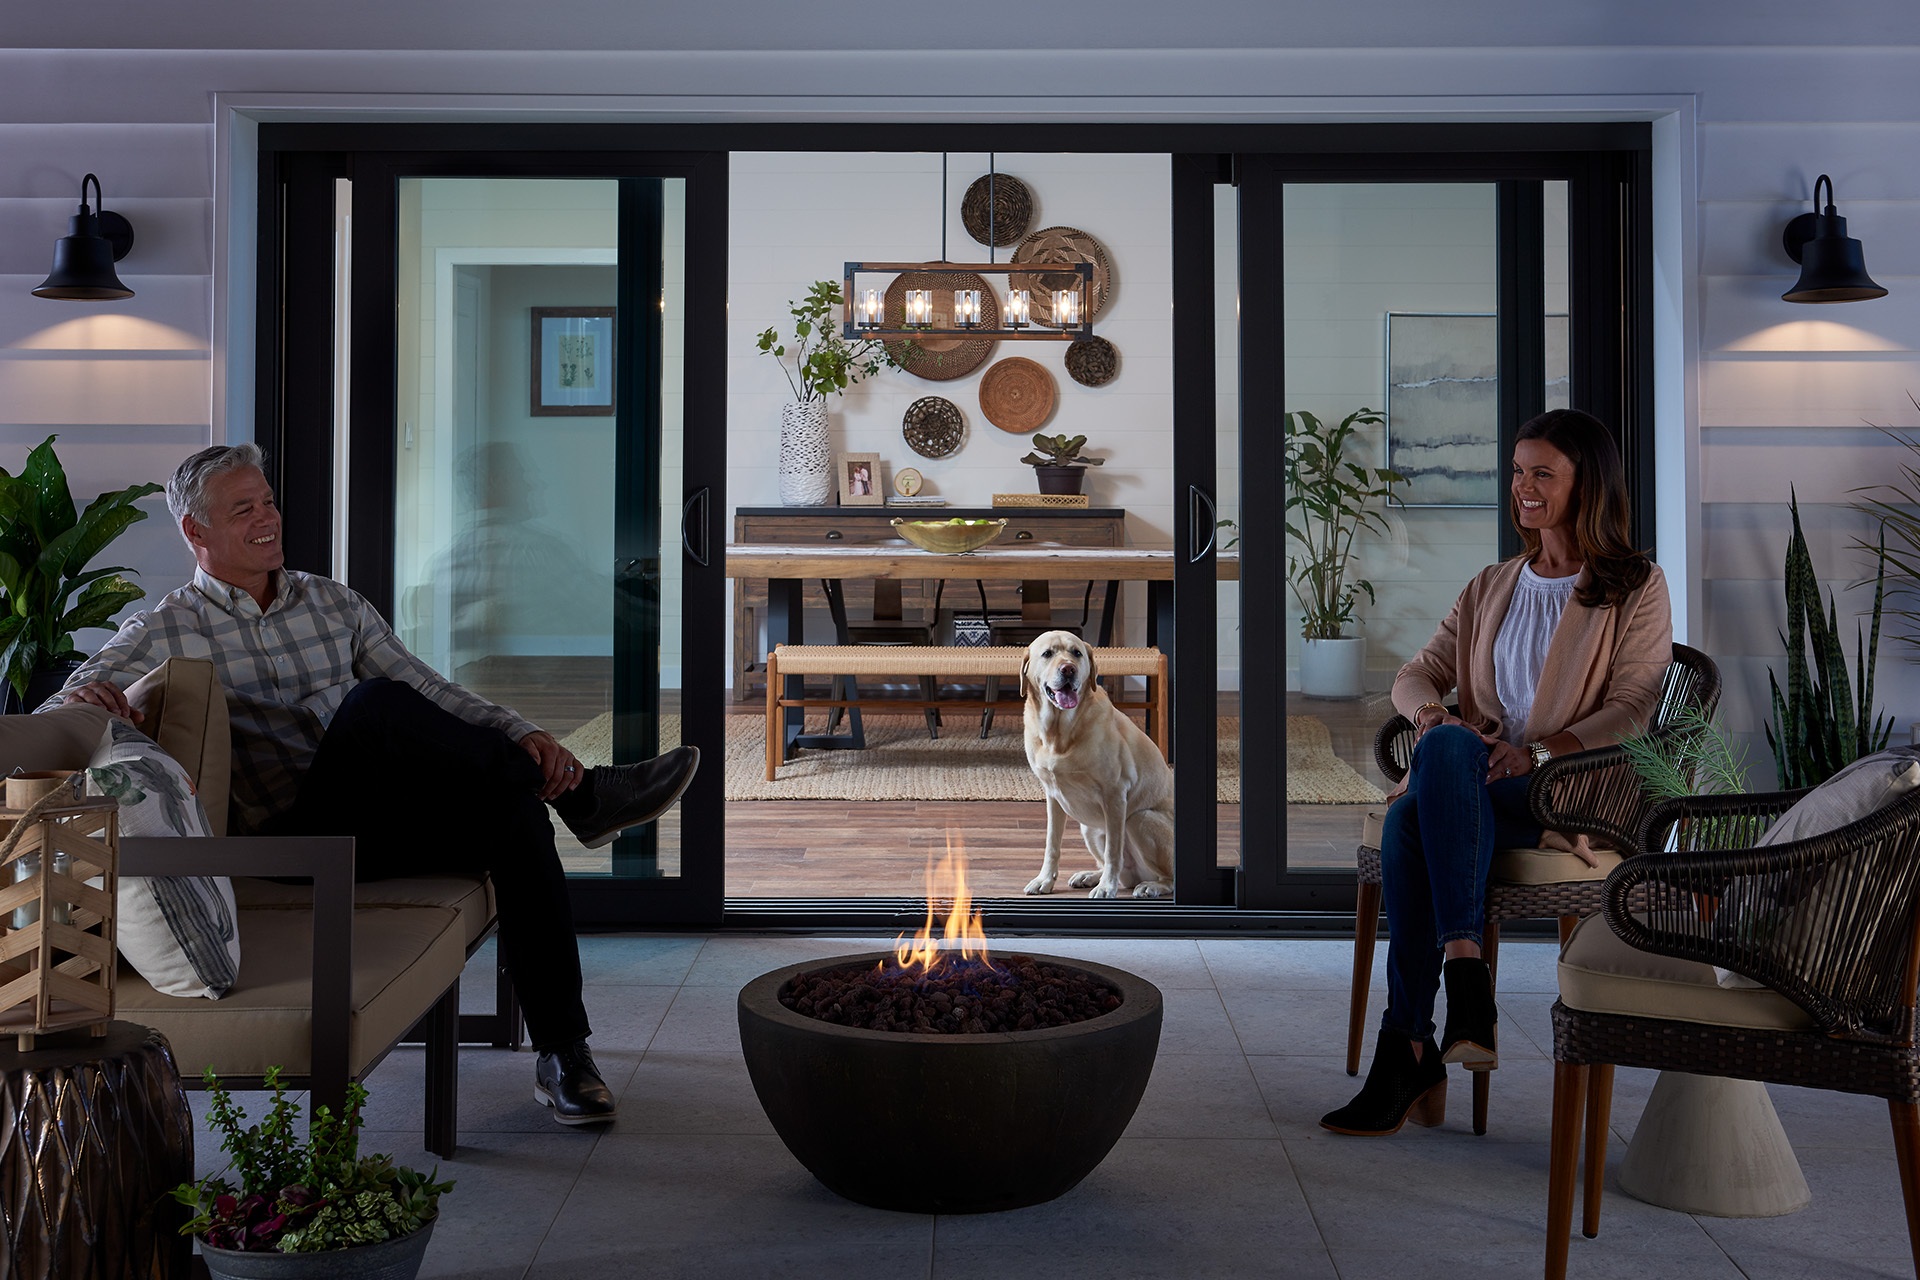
[1283,182,1500,869]
[388,176,686,883]
[1214,182,1241,877]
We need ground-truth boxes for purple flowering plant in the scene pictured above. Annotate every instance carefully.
[171,1066,452,1254]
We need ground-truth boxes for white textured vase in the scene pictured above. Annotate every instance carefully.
[778,401,835,507]
[1299,636,1366,699]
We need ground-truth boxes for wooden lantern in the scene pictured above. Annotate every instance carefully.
[0,783,117,1048]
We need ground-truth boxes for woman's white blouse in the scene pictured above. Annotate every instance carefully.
[1493,562,1580,746]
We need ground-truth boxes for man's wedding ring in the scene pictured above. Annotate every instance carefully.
[565,765,577,772]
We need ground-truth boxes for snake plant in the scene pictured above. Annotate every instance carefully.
[1765,489,1893,789]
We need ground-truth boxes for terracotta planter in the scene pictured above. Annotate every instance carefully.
[738,952,1162,1214]
[198,1220,435,1280]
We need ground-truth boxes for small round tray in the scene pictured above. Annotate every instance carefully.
[1064,336,1120,387]
[979,357,1058,434]
[903,397,965,459]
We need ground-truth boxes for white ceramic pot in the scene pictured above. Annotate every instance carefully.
[1299,636,1366,699]
[778,401,834,506]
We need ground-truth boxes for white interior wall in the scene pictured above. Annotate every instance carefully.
[0,19,1915,762]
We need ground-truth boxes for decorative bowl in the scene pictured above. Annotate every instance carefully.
[890,517,1007,554]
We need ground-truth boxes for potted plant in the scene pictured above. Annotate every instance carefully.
[172,1067,453,1280]
[0,434,162,711]
[1283,407,1403,698]
[756,280,898,506]
[1018,433,1104,495]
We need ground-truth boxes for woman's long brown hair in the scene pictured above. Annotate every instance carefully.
[1510,408,1651,609]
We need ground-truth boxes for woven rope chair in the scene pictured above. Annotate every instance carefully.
[1546,783,1920,1279]
[1346,642,1721,1135]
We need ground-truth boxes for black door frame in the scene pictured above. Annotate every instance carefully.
[256,121,1651,931]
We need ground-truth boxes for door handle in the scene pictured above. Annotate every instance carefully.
[1188,485,1217,563]
[682,487,710,567]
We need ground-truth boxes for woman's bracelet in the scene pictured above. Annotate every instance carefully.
[1414,702,1446,730]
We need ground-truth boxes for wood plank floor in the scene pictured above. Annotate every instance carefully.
[454,657,1390,897]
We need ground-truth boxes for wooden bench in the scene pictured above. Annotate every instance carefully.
[764,643,1168,779]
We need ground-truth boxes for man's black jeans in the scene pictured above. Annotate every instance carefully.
[270,677,590,1050]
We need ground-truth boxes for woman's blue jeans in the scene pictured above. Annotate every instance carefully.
[1379,724,1542,1041]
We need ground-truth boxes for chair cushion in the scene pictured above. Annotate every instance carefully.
[1357,809,1620,885]
[0,703,114,773]
[126,658,231,837]
[85,717,241,1000]
[1362,809,1385,848]
[1557,914,1815,1032]
[234,874,497,952]
[117,903,465,1079]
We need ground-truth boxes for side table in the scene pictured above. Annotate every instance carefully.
[0,1021,193,1279]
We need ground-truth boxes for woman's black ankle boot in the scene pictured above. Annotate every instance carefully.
[1440,956,1498,1070]
[1320,1033,1447,1136]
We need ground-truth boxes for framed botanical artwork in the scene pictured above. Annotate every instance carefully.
[837,452,883,506]
[530,307,616,416]
[1383,311,1569,506]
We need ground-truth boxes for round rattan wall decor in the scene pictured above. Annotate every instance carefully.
[1010,226,1114,328]
[902,396,966,459]
[882,270,999,382]
[960,173,1034,247]
[979,357,1058,434]
[1064,336,1119,388]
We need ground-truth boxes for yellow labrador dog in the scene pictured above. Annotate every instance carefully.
[1019,630,1175,899]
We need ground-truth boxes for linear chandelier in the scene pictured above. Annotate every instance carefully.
[840,155,1092,343]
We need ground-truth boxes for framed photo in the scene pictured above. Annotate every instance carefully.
[1383,311,1569,507]
[530,307,616,416]
[838,452,883,506]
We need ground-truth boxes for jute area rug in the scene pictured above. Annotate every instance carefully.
[560,712,1384,806]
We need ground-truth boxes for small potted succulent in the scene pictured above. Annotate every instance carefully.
[172,1067,452,1280]
[1019,433,1105,495]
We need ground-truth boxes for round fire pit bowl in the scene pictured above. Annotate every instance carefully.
[737,951,1162,1214]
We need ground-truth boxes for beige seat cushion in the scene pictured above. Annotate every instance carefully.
[126,658,231,837]
[1557,914,1814,1032]
[1359,808,1619,885]
[0,702,113,773]
[234,874,498,951]
[117,903,466,1078]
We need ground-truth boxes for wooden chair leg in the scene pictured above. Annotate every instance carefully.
[920,675,939,739]
[1546,1060,1589,1280]
[1890,1100,1920,1276]
[1347,877,1381,1076]
[1583,1064,1613,1238]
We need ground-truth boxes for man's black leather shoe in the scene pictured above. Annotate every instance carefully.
[561,745,700,849]
[534,1041,617,1125]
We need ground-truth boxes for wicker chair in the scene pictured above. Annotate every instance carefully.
[1545,783,1920,1279]
[1346,642,1721,1135]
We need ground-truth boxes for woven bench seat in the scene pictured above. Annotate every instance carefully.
[764,643,1167,779]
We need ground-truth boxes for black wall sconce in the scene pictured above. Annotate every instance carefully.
[32,173,134,301]
[1782,173,1887,303]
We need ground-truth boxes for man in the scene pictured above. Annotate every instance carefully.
[50,443,699,1126]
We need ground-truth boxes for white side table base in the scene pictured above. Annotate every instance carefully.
[1618,1071,1810,1217]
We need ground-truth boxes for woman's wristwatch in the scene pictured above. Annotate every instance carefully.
[1526,741,1553,769]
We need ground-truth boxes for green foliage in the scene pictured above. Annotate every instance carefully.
[1620,703,1752,802]
[1848,393,1920,657]
[1765,490,1894,789]
[1282,407,1404,641]
[0,435,161,701]
[1019,433,1104,467]
[755,280,898,404]
[172,1066,452,1254]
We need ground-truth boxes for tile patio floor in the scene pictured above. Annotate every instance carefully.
[187,934,1917,1279]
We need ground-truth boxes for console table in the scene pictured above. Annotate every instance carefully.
[730,505,1125,701]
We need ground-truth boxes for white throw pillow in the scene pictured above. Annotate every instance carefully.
[84,718,240,999]
[1712,746,1920,988]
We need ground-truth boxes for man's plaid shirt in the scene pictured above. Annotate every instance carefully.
[50,568,537,835]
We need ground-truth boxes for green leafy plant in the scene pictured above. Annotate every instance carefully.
[0,435,161,702]
[1019,433,1105,468]
[1620,703,1752,802]
[1848,393,1920,656]
[1766,489,1893,789]
[172,1067,452,1255]
[1283,407,1404,641]
[755,280,898,404]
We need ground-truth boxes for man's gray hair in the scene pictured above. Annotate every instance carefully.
[167,443,267,532]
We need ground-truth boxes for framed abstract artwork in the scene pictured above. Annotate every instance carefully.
[1383,312,1569,507]
[530,307,616,416]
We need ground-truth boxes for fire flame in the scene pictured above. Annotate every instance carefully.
[890,833,993,976]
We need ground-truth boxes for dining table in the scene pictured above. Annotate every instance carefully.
[725,543,1239,757]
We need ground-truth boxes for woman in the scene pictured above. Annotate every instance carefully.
[1321,408,1671,1136]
